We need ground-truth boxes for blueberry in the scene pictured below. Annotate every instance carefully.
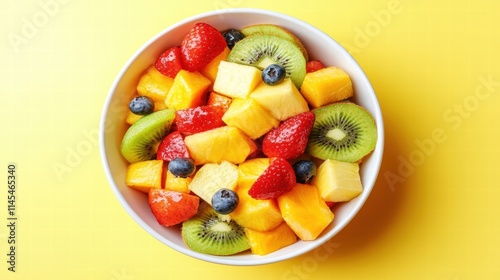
[211,188,239,215]
[222,29,245,49]
[168,158,195,178]
[292,160,317,184]
[262,64,286,85]
[129,96,154,115]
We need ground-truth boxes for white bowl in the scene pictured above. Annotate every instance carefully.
[100,8,384,266]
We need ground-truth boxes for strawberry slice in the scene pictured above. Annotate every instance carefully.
[248,157,296,200]
[148,189,199,227]
[155,46,183,78]
[156,131,190,161]
[175,105,225,135]
[262,111,316,160]
[180,22,227,72]
[306,60,325,73]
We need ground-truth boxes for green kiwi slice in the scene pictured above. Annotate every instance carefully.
[240,24,309,61]
[120,108,175,163]
[182,203,250,256]
[227,34,306,88]
[307,102,377,162]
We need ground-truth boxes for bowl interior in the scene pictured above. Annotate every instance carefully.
[100,8,384,266]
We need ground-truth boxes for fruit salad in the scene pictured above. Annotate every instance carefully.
[119,22,377,256]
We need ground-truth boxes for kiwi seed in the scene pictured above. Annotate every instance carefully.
[306,102,377,162]
[181,203,250,256]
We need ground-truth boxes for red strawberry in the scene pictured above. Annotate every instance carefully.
[306,60,325,73]
[148,189,199,227]
[180,22,227,72]
[155,46,183,78]
[248,157,296,200]
[175,105,225,135]
[262,111,316,159]
[156,131,190,161]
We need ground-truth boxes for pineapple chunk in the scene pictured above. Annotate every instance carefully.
[237,158,270,189]
[222,98,279,139]
[250,78,309,121]
[125,160,164,193]
[200,47,230,82]
[164,170,191,193]
[300,66,353,108]
[213,61,262,99]
[165,70,211,110]
[311,159,363,202]
[184,126,257,165]
[188,161,238,204]
[136,66,174,102]
[244,222,297,255]
[277,183,334,240]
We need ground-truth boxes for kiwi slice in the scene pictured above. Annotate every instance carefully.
[307,102,377,162]
[241,24,309,61]
[227,34,306,88]
[120,108,175,163]
[182,203,250,256]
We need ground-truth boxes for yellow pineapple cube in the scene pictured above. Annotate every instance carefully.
[250,78,309,121]
[125,160,164,193]
[300,66,353,108]
[213,61,262,99]
[311,159,362,202]
[164,170,192,193]
[136,66,174,102]
[188,161,238,204]
[277,183,334,240]
[165,70,211,110]
[184,126,257,165]
[244,222,297,255]
[200,47,230,82]
[222,98,279,139]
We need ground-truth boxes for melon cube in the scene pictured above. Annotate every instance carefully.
[311,159,363,202]
[165,70,211,110]
[300,66,353,108]
[244,222,297,255]
[125,160,164,193]
[213,61,262,99]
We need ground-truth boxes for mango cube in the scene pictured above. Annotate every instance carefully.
[277,183,334,240]
[250,78,309,121]
[244,222,297,255]
[300,66,353,108]
[200,47,230,82]
[125,160,164,193]
[164,170,192,194]
[136,66,174,102]
[165,70,211,110]
[188,161,238,204]
[184,126,257,165]
[207,91,232,112]
[213,61,262,99]
[311,159,363,202]
[222,98,279,139]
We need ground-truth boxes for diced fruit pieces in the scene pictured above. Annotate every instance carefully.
[213,61,262,99]
[311,159,363,202]
[222,98,279,139]
[262,111,315,159]
[306,60,325,73]
[300,66,353,108]
[184,126,257,165]
[175,105,225,135]
[155,46,183,79]
[244,222,297,255]
[165,170,191,193]
[250,78,309,121]
[277,183,334,240]
[156,131,190,162]
[125,160,164,193]
[207,91,232,112]
[199,46,230,82]
[136,66,174,102]
[188,161,239,204]
[148,188,199,227]
[164,70,211,110]
[181,22,227,72]
[248,157,296,200]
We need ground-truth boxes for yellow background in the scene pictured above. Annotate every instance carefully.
[1,0,499,279]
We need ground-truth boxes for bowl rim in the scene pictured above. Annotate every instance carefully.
[100,7,384,266]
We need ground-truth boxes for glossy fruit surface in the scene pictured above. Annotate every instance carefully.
[168,158,195,178]
[129,96,154,115]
